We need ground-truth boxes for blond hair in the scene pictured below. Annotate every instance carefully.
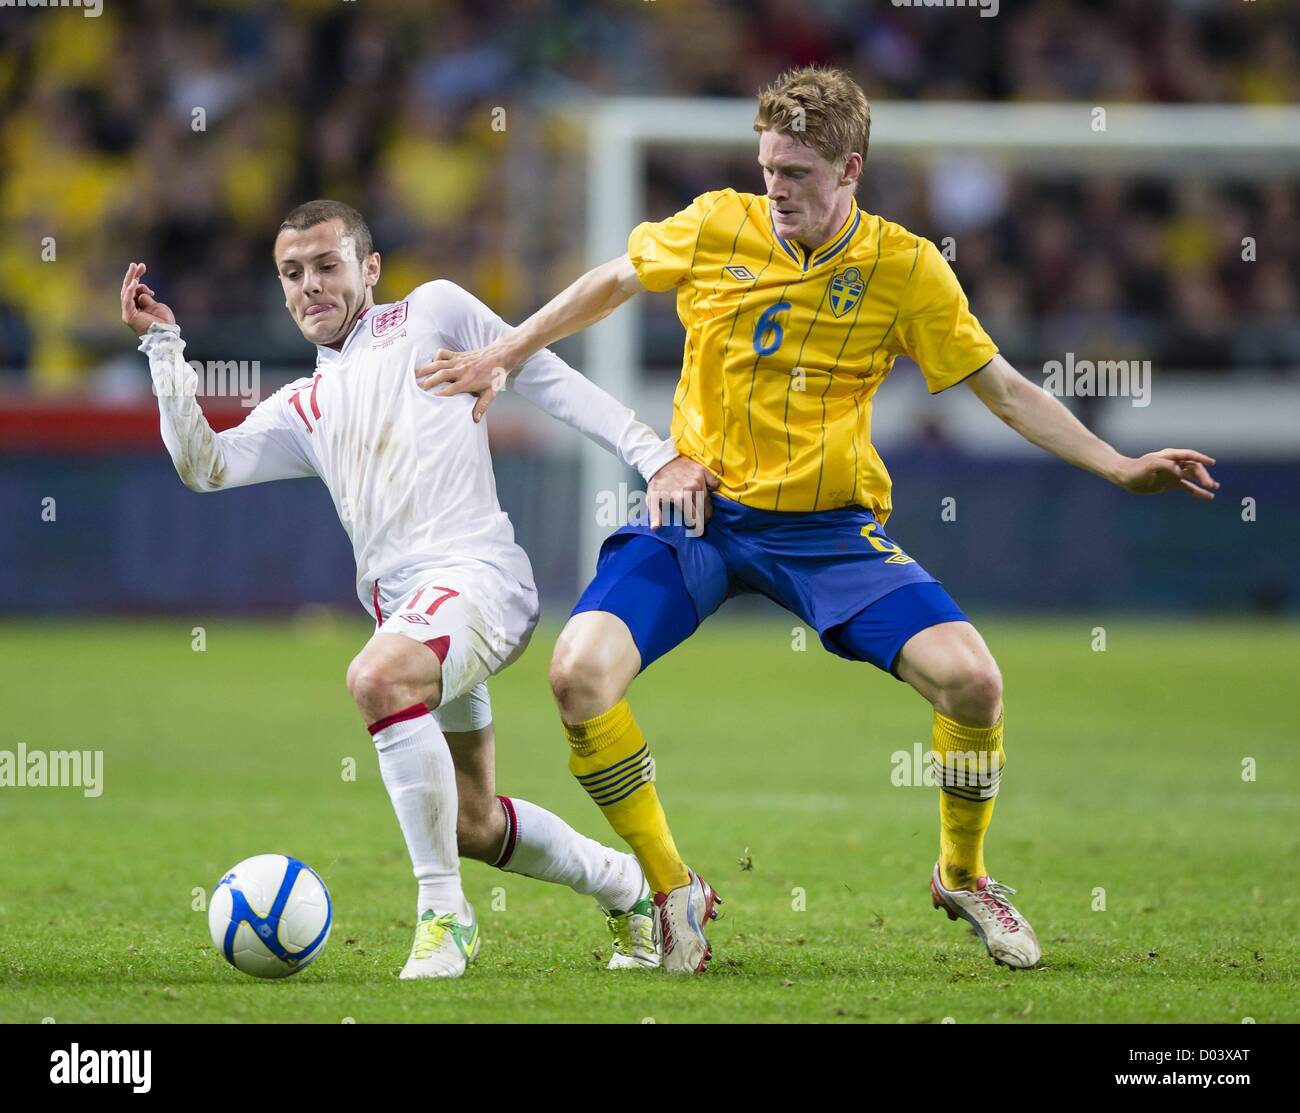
[753,65,871,166]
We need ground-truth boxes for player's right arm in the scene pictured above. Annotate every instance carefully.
[414,254,645,401]
[122,262,316,492]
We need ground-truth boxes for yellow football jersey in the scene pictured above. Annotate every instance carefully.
[628,189,998,521]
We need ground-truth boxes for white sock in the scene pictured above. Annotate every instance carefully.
[493,795,645,912]
[369,705,465,919]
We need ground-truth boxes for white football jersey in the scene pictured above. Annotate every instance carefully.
[140,280,677,610]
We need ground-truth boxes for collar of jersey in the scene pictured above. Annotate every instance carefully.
[768,201,861,273]
[314,306,373,366]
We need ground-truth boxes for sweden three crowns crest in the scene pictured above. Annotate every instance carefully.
[829,267,864,318]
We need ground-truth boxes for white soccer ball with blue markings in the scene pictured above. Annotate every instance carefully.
[208,854,332,978]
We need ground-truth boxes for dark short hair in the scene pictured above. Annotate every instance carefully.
[276,199,374,263]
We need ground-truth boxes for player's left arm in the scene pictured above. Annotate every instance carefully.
[965,354,1219,499]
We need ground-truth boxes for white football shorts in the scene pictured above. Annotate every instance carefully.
[366,562,539,733]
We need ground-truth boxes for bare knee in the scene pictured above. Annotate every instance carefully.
[939,658,1003,726]
[346,656,396,718]
[549,619,635,723]
[549,649,597,722]
[898,623,1003,727]
[347,647,441,725]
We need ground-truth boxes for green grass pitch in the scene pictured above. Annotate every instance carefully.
[1,615,1296,1023]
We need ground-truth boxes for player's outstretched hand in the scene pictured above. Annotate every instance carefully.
[415,345,509,423]
[121,262,176,335]
[1116,449,1219,500]
[647,455,720,532]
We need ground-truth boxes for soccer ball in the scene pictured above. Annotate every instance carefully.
[208,854,332,978]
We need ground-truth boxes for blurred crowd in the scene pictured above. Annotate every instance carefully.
[1,0,1297,394]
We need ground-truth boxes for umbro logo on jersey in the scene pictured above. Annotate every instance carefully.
[372,302,409,337]
[723,265,756,281]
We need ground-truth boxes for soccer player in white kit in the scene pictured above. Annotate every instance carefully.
[120,200,686,979]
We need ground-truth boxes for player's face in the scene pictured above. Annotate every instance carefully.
[758,129,856,247]
[275,220,380,347]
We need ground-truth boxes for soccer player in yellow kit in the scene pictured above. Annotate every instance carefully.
[419,66,1219,974]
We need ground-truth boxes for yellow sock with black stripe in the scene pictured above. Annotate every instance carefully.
[931,709,1005,892]
[565,698,690,895]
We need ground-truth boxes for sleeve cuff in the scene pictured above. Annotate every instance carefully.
[138,321,185,359]
[929,352,997,395]
[639,438,681,482]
